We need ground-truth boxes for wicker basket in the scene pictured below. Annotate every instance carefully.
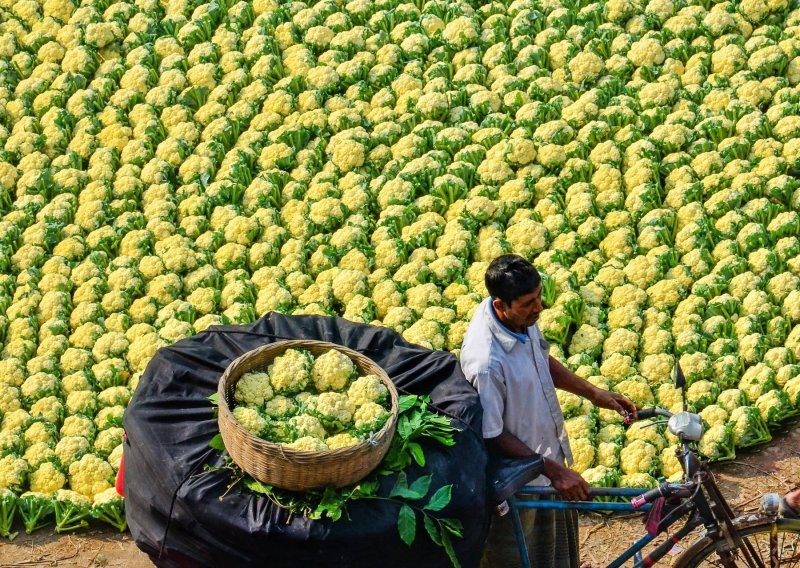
[217,340,399,491]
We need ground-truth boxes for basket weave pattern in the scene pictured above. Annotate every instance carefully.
[217,340,399,491]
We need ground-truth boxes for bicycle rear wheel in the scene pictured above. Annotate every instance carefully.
[677,518,800,568]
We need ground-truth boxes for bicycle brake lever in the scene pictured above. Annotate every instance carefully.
[638,419,670,429]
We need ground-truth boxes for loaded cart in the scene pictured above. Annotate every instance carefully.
[122,312,492,568]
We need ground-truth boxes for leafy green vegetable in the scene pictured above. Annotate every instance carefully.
[0,489,18,540]
[18,493,54,534]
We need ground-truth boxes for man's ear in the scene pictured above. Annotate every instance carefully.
[491,297,506,314]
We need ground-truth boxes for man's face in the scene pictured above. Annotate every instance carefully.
[495,285,544,329]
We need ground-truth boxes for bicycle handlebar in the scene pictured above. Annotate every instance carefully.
[628,407,673,423]
[631,482,696,509]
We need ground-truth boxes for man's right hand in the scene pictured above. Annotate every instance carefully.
[543,458,591,501]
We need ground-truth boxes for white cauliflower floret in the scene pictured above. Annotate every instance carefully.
[353,401,389,430]
[699,405,729,426]
[235,371,274,407]
[233,406,266,435]
[23,443,56,469]
[596,442,621,469]
[286,436,329,452]
[264,395,298,418]
[569,325,604,357]
[310,392,356,427]
[613,377,655,407]
[288,414,326,439]
[269,349,312,395]
[639,354,674,386]
[348,375,389,407]
[403,319,446,350]
[325,432,360,449]
[54,436,91,468]
[600,353,637,382]
[625,420,666,451]
[0,455,28,491]
[313,349,356,392]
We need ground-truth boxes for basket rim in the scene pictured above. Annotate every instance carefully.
[217,339,399,457]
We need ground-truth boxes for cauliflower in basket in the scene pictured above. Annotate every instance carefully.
[348,375,389,407]
[308,392,355,431]
[313,349,356,392]
[269,349,313,395]
[233,406,267,436]
[353,401,389,430]
[234,371,274,407]
[286,436,329,452]
[264,395,298,419]
[288,414,326,439]
[326,432,361,450]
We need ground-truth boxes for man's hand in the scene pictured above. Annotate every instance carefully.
[543,458,590,501]
[590,389,638,421]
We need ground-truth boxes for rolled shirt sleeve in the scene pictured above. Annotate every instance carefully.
[469,369,506,439]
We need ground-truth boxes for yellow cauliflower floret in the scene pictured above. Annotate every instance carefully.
[353,401,389,430]
[30,461,66,493]
[68,453,114,499]
[288,414,326,439]
[325,432,361,449]
[569,438,596,474]
[313,349,356,392]
[0,455,28,490]
[348,375,389,407]
[310,392,355,426]
[620,439,658,475]
[286,436,329,452]
[264,395,298,418]
[268,349,312,395]
[54,436,91,467]
[233,406,267,435]
[234,371,274,406]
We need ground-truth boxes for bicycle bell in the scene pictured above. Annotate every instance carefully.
[667,412,704,442]
[760,493,781,516]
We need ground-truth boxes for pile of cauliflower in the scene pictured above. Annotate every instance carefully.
[232,348,391,451]
[2,0,800,523]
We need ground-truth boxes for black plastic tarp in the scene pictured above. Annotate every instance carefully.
[122,313,489,567]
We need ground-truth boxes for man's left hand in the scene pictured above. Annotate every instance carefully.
[591,389,638,420]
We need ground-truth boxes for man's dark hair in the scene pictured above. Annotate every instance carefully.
[485,254,541,306]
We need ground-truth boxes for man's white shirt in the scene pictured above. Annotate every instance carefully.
[460,298,573,485]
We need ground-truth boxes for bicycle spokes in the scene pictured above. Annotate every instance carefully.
[693,523,800,567]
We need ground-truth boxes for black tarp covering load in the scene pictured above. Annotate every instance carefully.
[122,313,489,568]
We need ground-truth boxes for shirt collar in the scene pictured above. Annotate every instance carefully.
[487,298,529,350]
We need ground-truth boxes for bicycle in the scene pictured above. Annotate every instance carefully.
[504,406,800,567]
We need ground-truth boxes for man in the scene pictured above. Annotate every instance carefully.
[460,254,638,568]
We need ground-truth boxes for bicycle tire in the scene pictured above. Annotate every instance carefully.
[675,517,800,568]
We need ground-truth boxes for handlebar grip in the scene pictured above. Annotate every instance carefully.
[631,485,665,509]
[636,408,658,420]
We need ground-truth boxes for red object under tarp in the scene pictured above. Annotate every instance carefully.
[116,452,125,496]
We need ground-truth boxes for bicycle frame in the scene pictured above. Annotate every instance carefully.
[509,487,655,568]
[509,466,782,568]
[506,408,780,568]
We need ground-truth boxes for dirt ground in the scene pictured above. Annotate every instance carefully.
[2,425,798,568]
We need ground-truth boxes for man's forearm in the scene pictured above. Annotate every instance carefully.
[487,432,572,491]
[549,355,598,399]
[486,430,540,458]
